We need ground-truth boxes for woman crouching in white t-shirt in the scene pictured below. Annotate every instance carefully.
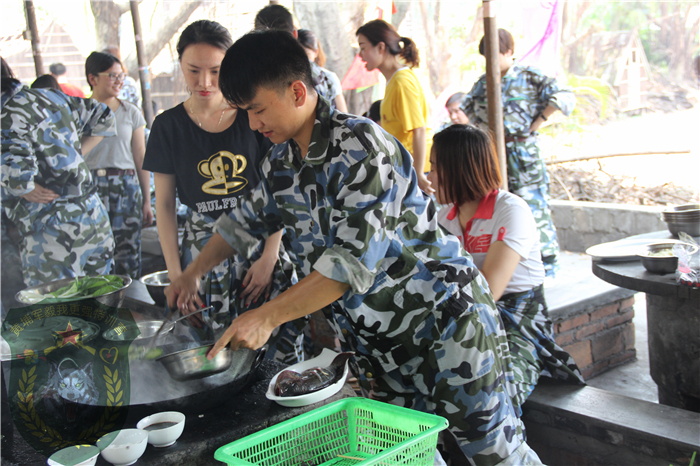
[427,124,584,413]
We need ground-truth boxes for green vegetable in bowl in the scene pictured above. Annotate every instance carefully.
[19,275,124,304]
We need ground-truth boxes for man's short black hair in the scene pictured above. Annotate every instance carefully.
[220,30,314,107]
[49,62,66,76]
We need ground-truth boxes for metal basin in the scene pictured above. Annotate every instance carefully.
[15,275,131,308]
[139,271,169,307]
[665,221,700,238]
[157,345,235,382]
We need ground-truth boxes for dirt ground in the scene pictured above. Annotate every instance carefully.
[541,104,700,207]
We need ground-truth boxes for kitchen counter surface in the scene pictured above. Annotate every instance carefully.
[1,294,357,466]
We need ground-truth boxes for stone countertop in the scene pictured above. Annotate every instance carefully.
[590,231,700,300]
[2,358,356,466]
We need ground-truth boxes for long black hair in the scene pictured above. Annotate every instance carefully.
[176,20,232,60]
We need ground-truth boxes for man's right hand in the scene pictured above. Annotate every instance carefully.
[21,184,59,203]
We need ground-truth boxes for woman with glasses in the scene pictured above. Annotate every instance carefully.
[84,51,153,279]
[143,21,302,361]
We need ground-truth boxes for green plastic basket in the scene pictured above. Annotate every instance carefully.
[214,398,448,466]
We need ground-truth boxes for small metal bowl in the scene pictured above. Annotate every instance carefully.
[156,345,232,381]
[139,271,170,307]
[15,275,131,308]
[638,242,698,274]
[102,320,175,342]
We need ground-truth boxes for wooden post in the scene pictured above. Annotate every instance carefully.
[130,1,154,128]
[482,0,507,190]
[24,1,44,77]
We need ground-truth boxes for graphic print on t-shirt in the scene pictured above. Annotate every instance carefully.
[464,233,492,254]
[198,151,249,196]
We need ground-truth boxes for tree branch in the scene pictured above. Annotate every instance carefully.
[123,1,202,78]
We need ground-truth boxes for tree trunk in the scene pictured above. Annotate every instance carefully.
[90,0,122,52]
[122,1,203,78]
[294,0,373,115]
[392,1,411,29]
[418,1,450,96]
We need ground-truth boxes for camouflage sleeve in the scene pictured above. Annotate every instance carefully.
[72,96,117,138]
[214,175,284,259]
[460,76,486,123]
[1,110,39,197]
[535,72,576,117]
[312,130,406,294]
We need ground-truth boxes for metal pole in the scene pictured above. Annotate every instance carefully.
[482,0,507,190]
[130,1,154,128]
[24,1,44,77]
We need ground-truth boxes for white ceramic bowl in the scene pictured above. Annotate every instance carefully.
[266,348,350,407]
[97,429,148,466]
[136,411,185,447]
[47,445,100,466]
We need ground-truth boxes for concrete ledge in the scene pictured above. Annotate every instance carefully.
[547,252,635,323]
[552,200,667,253]
[523,382,700,466]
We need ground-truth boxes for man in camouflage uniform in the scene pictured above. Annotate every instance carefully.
[461,30,576,278]
[168,30,543,465]
[1,77,116,287]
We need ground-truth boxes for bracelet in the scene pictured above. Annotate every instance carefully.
[537,113,547,122]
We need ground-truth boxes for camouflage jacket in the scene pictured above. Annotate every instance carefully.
[461,63,576,137]
[1,82,116,232]
[216,97,498,374]
[310,62,341,105]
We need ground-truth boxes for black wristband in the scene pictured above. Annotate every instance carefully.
[537,113,547,122]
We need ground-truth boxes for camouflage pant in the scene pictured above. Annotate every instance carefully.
[181,209,305,364]
[498,284,585,415]
[93,173,143,279]
[323,283,531,466]
[15,194,114,287]
[506,137,559,277]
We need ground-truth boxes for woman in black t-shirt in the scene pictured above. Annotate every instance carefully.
[143,21,302,362]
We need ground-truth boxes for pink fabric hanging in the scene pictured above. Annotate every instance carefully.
[517,1,563,76]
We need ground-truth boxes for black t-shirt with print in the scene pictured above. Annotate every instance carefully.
[144,103,272,219]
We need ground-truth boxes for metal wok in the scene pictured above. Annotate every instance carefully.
[51,343,265,420]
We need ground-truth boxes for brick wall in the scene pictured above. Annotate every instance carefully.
[553,296,636,379]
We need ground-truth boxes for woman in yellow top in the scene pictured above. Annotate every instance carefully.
[357,19,433,195]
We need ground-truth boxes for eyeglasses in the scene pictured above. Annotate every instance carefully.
[98,72,127,82]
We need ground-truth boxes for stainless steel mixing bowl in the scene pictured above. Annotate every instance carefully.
[156,345,236,382]
[638,242,698,274]
[15,275,131,308]
[139,271,170,307]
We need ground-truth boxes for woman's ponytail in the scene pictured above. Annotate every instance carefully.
[398,37,420,68]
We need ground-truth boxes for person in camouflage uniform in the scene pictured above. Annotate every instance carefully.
[1,61,116,287]
[167,31,543,465]
[461,29,576,278]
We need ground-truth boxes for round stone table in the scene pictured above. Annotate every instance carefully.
[591,231,700,412]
